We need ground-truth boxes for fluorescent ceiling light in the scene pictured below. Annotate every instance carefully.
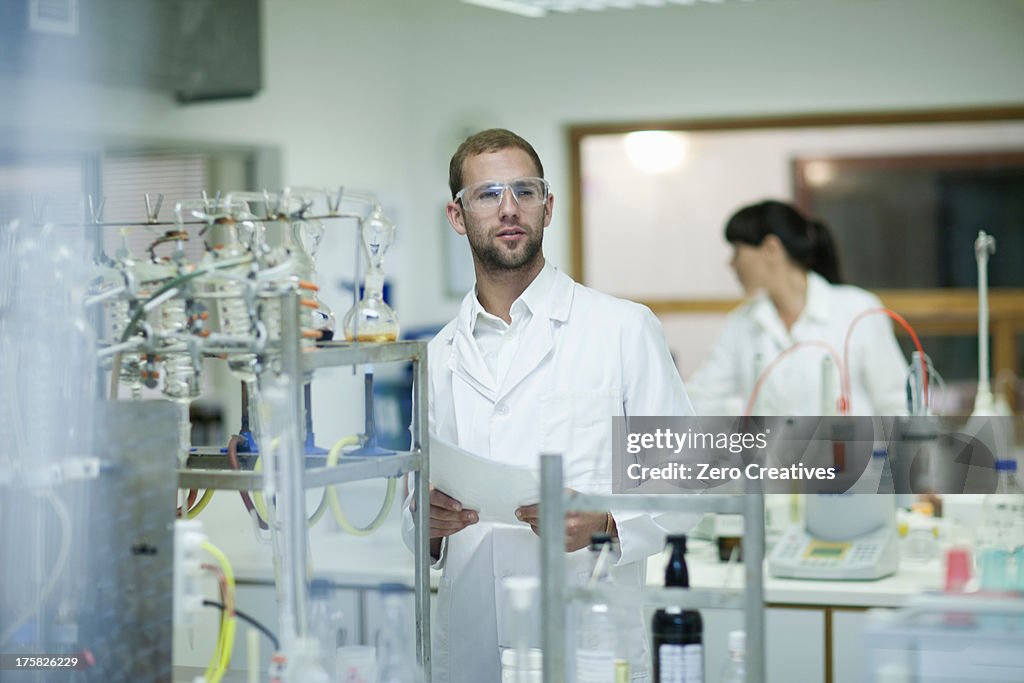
[461,0,748,16]
[461,0,548,17]
[623,131,689,173]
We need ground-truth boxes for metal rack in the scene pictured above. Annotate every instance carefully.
[177,295,432,678]
[538,454,765,683]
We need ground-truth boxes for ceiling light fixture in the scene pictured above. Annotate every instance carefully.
[461,0,745,18]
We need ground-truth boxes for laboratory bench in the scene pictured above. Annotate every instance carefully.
[176,492,948,683]
[660,536,947,683]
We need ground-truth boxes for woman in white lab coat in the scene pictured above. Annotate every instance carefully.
[686,200,908,416]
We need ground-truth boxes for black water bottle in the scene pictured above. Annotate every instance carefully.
[652,535,703,683]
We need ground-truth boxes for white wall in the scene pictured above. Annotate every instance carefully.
[5,0,1023,330]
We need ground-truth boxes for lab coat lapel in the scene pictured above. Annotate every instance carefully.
[447,293,498,402]
[751,295,791,351]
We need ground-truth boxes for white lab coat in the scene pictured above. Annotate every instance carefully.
[686,271,908,416]
[403,266,694,683]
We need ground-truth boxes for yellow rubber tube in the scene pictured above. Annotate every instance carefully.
[326,435,397,536]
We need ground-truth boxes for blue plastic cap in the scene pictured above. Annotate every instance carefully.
[872,448,888,458]
[310,578,332,598]
[994,459,1018,472]
[378,582,413,594]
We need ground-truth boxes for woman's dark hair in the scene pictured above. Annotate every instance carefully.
[724,200,842,284]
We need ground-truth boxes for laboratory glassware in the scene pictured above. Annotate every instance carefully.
[979,459,1024,554]
[576,533,626,683]
[376,584,424,683]
[502,575,541,683]
[343,205,399,342]
[652,535,703,683]
[718,630,745,683]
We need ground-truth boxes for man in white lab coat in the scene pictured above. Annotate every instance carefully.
[403,129,694,682]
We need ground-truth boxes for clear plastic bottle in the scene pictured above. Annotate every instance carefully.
[980,459,1024,552]
[719,630,745,683]
[308,578,341,679]
[376,583,423,683]
[576,533,621,683]
[289,637,331,683]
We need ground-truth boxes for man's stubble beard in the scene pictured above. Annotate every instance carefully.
[466,220,544,274]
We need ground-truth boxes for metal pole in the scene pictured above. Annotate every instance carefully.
[280,292,309,637]
[413,342,432,678]
[540,455,566,683]
[743,490,766,683]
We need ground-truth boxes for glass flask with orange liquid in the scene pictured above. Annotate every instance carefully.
[343,205,399,342]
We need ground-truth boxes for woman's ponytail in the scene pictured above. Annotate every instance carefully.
[807,219,842,284]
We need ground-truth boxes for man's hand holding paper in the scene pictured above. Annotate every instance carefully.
[429,436,539,526]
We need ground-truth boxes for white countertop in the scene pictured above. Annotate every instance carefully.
[652,537,945,608]
[223,525,942,609]
[202,484,946,608]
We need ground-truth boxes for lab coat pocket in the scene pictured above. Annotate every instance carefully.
[539,390,620,487]
[433,575,453,676]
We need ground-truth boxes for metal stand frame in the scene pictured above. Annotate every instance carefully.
[178,292,432,678]
[539,454,765,683]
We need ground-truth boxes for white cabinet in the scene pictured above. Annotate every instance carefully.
[832,609,870,683]
[702,607,825,682]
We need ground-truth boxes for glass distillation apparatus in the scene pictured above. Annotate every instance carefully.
[341,204,399,457]
[282,190,335,342]
[343,205,399,342]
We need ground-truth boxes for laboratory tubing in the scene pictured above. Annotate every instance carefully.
[972,230,997,414]
[821,354,839,416]
[906,351,936,416]
[576,533,624,683]
[718,630,745,683]
[652,535,703,683]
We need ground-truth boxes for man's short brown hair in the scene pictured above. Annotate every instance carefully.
[448,128,545,198]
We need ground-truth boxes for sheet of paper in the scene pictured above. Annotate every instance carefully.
[429,436,539,526]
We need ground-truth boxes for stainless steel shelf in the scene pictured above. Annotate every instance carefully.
[539,455,767,683]
[567,491,745,515]
[178,452,422,491]
[303,340,426,371]
[569,585,746,611]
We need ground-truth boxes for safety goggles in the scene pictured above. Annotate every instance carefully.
[454,177,549,213]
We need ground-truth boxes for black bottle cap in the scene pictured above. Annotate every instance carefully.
[666,534,688,553]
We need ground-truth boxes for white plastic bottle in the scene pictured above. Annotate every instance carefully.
[980,459,1024,552]
[719,631,745,683]
[289,637,331,683]
[376,584,424,683]
[308,578,342,679]
[576,534,622,683]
